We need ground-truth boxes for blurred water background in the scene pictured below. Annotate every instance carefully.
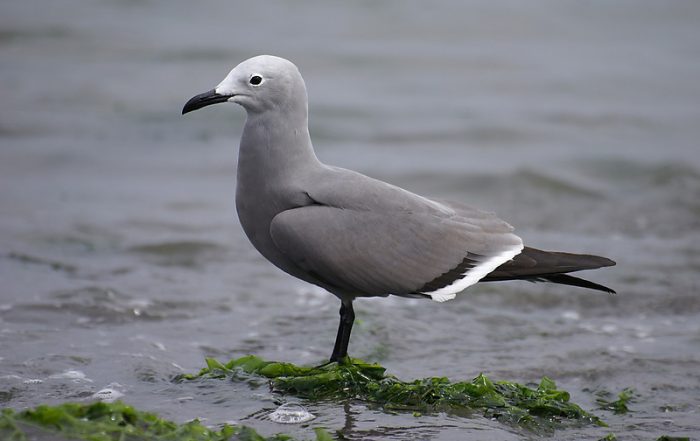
[1,1,699,439]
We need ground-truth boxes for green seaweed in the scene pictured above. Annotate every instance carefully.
[596,388,635,414]
[177,355,605,432]
[0,401,330,441]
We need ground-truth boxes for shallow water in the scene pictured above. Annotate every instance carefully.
[1,1,699,439]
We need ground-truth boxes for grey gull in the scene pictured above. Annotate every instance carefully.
[182,55,615,362]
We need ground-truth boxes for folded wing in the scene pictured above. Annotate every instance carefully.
[269,204,523,302]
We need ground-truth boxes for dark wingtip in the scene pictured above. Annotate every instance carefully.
[600,257,617,268]
[576,254,616,269]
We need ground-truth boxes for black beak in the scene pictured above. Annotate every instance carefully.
[182,89,232,115]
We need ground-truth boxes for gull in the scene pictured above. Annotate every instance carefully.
[182,55,615,362]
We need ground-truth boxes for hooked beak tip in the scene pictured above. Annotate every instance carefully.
[182,89,231,115]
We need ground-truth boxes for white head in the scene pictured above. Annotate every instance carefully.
[182,55,308,116]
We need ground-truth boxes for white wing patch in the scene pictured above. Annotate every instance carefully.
[425,242,524,302]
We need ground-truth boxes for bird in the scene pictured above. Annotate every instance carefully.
[182,55,616,363]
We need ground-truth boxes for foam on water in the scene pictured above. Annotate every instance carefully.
[268,403,316,424]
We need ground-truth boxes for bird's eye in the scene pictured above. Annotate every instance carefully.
[249,75,263,86]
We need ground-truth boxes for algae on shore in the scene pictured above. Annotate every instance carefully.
[0,401,332,441]
[3,357,689,440]
[177,355,605,432]
[595,388,636,414]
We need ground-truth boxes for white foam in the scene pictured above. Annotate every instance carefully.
[50,370,92,382]
[269,403,315,424]
[91,383,125,403]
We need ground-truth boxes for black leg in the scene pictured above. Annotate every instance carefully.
[329,300,355,362]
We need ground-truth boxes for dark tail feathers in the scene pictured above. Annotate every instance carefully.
[534,273,615,294]
[483,247,616,294]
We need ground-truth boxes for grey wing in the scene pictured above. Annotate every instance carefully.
[269,204,523,302]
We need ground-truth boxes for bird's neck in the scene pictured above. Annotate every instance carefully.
[238,110,320,184]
